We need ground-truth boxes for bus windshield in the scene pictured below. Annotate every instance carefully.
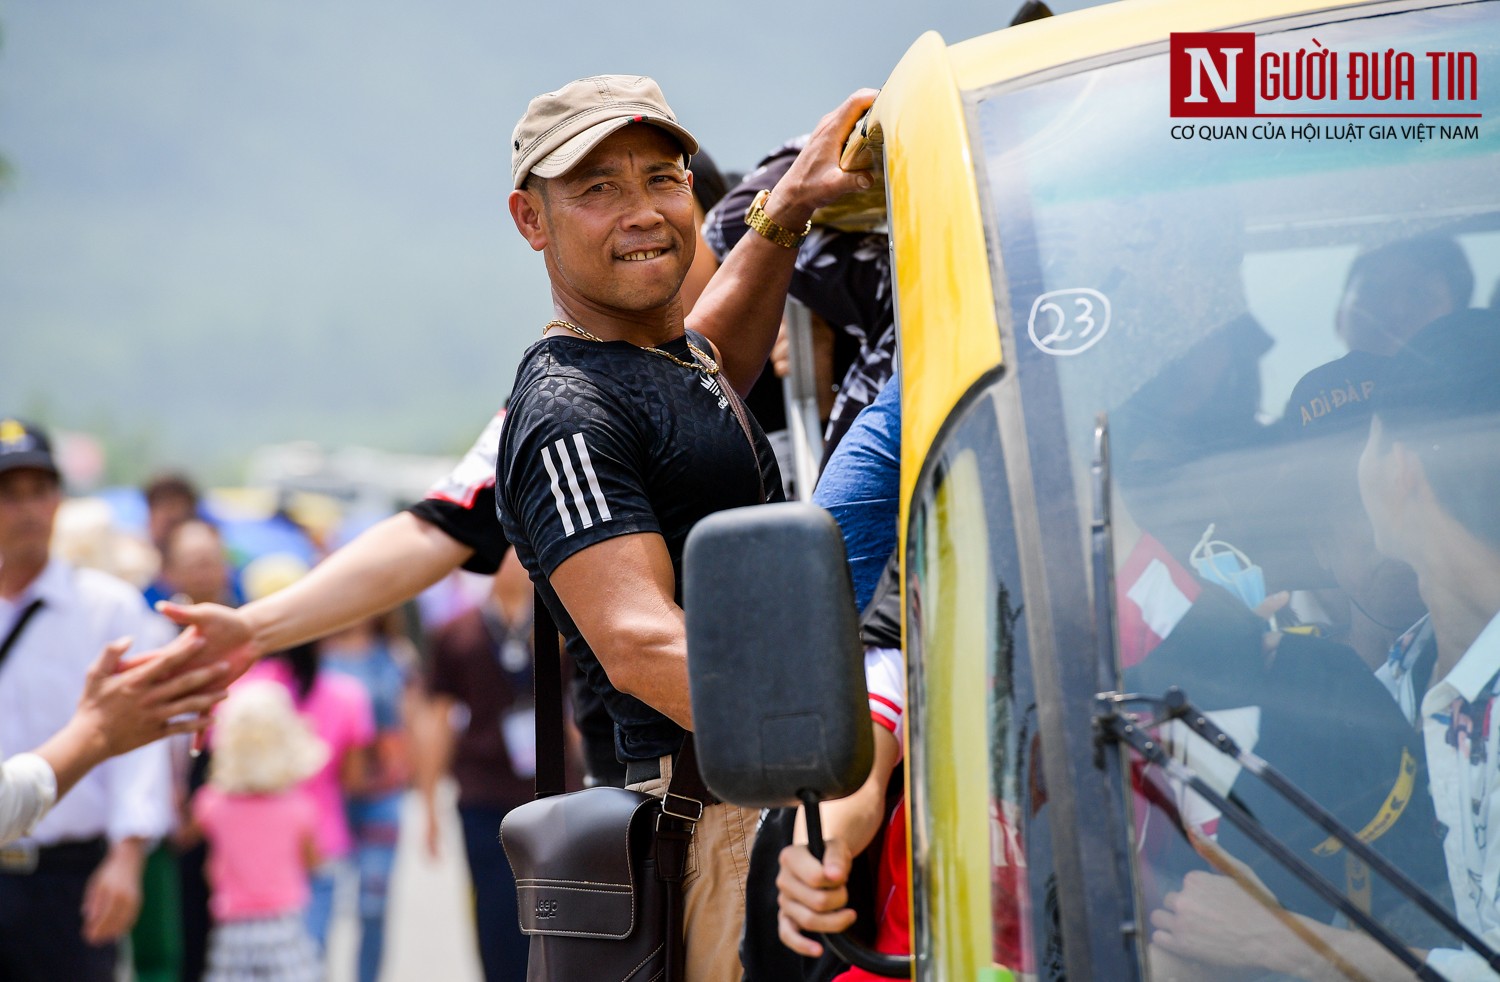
[973,0,1500,975]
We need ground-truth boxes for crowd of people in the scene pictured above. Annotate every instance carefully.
[4,65,1500,982]
[0,430,552,981]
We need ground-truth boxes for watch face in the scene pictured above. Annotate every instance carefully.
[744,188,802,248]
[745,188,769,221]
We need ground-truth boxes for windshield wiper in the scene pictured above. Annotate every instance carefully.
[1097,688,1500,979]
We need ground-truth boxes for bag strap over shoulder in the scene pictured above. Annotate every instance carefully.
[531,591,716,807]
[533,590,567,800]
[691,334,767,505]
[531,583,699,982]
[0,599,44,677]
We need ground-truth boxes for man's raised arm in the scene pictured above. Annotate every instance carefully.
[687,89,877,396]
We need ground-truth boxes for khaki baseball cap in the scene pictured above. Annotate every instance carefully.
[511,75,699,189]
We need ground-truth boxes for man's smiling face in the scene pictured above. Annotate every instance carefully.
[532,124,696,316]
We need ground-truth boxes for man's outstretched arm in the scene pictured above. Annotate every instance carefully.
[160,510,474,679]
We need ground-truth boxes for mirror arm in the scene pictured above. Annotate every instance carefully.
[799,790,914,979]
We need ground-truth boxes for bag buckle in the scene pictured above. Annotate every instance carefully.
[661,793,704,824]
[0,841,38,875]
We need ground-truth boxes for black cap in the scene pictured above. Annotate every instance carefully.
[1281,350,1386,439]
[1267,350,1388,517]
[0,418,59,478]
[1372,308,1500,431]
[1238,352,1390,591]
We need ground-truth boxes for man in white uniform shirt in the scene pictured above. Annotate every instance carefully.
[1357,310,1500,979]
[0,419,176,981]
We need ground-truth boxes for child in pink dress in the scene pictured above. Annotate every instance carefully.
[192,681,327,982]
[239,644,375,952]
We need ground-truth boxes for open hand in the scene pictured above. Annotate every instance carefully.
[1151,833,1287,969]
[82,632,228,757]
[155,601,260,685]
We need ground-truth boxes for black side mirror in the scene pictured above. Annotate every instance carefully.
[683,501,872,808]
[685,502,912,979]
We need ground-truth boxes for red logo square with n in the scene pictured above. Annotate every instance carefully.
[1170,33,1256,117]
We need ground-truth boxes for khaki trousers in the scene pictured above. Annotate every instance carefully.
[628,754,756,982]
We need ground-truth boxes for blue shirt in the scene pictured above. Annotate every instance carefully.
[323,642,408,734]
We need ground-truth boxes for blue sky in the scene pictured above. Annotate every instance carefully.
[0,0,1088,480]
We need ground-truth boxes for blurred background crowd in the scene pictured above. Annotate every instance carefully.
[29,453,535,982]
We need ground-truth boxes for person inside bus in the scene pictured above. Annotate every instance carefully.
[1110,311,1276,568]
[1150,309,1500,980]
[1335,235,1473,357]
[1271,352,1430,671]
[1113,331,1447,930]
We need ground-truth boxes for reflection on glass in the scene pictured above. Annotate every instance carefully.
[906,386,1046,978]
[971,1,1500,977]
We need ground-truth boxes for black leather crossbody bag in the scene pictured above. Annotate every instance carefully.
[500,593,708,982]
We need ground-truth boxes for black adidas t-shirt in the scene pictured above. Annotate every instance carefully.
[497,328,783,763]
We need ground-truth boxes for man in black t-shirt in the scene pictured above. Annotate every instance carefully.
[499,323,783,762]
[498,75,874,980]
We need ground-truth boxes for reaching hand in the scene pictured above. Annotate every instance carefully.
[155,600,260,684]
[1151,832,1296,972]
[79,633,229,759]
[30,634,228,813]
[775,838,857,959]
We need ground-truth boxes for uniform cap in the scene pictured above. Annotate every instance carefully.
[0,418,58,478]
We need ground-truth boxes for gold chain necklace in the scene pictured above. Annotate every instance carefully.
[542,319,720,376]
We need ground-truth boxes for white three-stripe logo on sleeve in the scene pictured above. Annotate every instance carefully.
[540,434,612,536]
[572,434,612,522]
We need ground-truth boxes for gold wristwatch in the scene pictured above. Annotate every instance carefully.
[744,189,811,249]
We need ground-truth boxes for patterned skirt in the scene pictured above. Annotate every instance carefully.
[204,910,322,982]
